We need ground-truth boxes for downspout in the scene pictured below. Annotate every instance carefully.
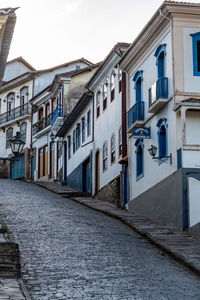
[30,75,35,179]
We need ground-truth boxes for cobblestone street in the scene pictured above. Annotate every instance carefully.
[0,180,200,300]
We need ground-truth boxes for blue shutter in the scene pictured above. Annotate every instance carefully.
[158,125,166,158]
[177,148,182,169]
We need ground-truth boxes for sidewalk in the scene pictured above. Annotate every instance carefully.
[35,181,200,276]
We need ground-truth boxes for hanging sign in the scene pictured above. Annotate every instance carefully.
[133,127,151,139]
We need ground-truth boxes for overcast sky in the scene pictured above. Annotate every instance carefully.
[1,0,200,70]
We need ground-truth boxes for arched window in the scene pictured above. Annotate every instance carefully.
[20,87,29,106]
[96,91,100,118]
[103,142,108,171]
[135,139,144,180]
[133,71,143,102]
[7,93,15,119]
[20,122,27,143]
[111,134,115,164]
[157,118,167,160]
[154,44,166,78]
[110,72,115,102]
[103,83,108,111]
[6,127,13,148]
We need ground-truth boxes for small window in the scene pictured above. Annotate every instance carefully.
[103,83,107,110]
[81,117,85,143]
[67,135,71,159]
[76,124,80,150]
[103,142,108,171]
[111,134,115,164]
[191,32,200,76]
[110,72,115,102]
[6,127,13,148]
[135,139,144,180]
[7,93,15,118]
[73,130,76,153]
[20,122,27,143]
[119,127,122,157]
[87,110,91,137]
[96,91,100,118]
[20,87,29,106]
[76,65,80,70]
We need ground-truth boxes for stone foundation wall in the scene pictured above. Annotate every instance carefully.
[96,176,120,207]
[0,161,9,179]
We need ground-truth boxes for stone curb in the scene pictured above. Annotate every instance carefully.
[69,197,200,277]
[30,181,200,277]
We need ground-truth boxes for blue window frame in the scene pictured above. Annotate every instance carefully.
[157,118,167,163]
[154,44,166,78]
[191,32,200,76]
[177,148,182,169]
[133,70,143,102]
[73,130,76,153]
[135,139,144,180]
[76,123,80,150]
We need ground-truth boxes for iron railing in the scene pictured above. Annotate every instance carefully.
[0,103,32,125]
[51,104,63,126]
[32,113,52,135]
[127,101,144,129]
[148,77,168,107]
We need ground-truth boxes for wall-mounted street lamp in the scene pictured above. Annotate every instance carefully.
[0,132,25,162]
[50,132,55,142]
[148,144,172,164]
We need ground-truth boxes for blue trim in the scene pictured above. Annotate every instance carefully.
[156,118,167,128]
[133,70,143,102]
[157,118,168,165]
[154,44,166,61]
[135,139,144,181]
[133,70,143,83]
[177,148,182,169]
[191,32,200,76]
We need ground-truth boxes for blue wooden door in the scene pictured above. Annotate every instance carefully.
[31,156,34,179]
[11,155,24,179]
[83,159,90,193]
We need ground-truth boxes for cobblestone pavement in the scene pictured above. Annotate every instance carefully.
[0,180,200,300]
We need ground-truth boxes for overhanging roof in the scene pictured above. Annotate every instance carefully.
[57,92,93,137]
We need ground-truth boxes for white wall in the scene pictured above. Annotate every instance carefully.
[34,62,88,96]
[3,61,32,82]
[186,110,200,144]
[188,177,200,227]
[64,101,93,176]
[183,27,200,93]
[129,100,176,199]
[93,68,122,190]
[128,30,173,117]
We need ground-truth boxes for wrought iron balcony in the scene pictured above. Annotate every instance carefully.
[148,77,168,113]
[127,101,144,129]
[51,104,63,127]
[0,103,32,126]
[32,113,52,136]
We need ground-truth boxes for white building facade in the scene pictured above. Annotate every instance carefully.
[120,1,200,235]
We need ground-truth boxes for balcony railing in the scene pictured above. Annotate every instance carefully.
[0,103,32,125]
[32,113,52,135]
[51,104,63,127]
[149,77,168,108]
[127,101,144,129]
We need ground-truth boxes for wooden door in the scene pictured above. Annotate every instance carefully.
[44,145,48,176]
[50,143,54,178]
[39,148,43,178]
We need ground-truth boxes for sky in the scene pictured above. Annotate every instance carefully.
[1,0,200,70]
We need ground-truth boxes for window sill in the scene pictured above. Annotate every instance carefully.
[136,172,144,181]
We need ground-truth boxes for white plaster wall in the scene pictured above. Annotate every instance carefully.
[0,118,32,157]
[186,110,200,144]
[0,80,33,114]
[128,30,173,117]
[93,68,122,190]
[188,177,200,227]
[182,150,200,168]
[183,27,200,93]
[3,61,31,82]
[34,62,88,96]
[64,101,93,176]
[129,100,177,199]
